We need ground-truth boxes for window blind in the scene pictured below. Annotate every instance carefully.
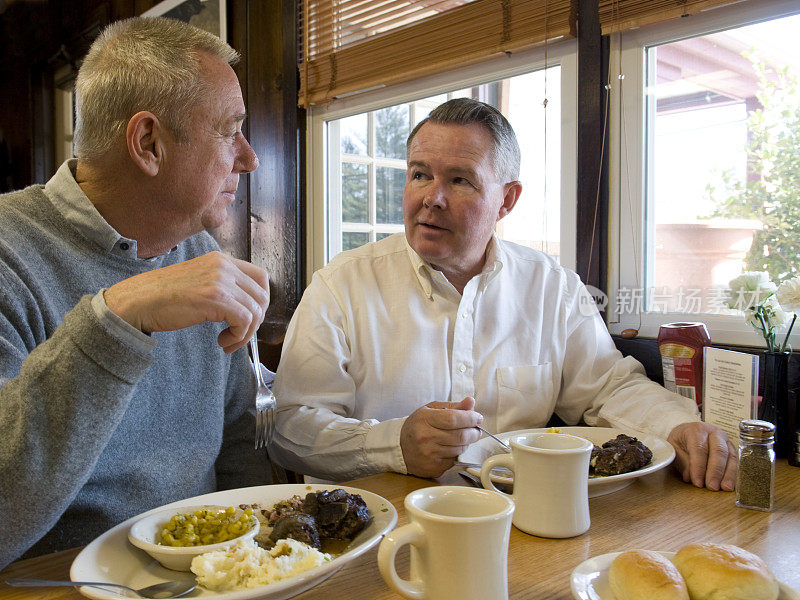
[299,0,575,107]
[598,0,758,34]
[297,0,758,107]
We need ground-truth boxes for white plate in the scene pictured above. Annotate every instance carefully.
[570,551,800,600]
[460,427,675,498]
[70,484,398,600]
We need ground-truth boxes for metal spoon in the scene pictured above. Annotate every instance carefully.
[5,578,196,599]
[475,425,511,452]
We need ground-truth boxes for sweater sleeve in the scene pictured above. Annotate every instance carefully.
[0,290,155,569]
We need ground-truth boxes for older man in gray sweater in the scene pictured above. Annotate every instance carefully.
[0,17,270,567]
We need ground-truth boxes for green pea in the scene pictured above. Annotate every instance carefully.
[157,506,254,547]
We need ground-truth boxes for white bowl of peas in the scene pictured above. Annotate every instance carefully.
[128,504,260,571]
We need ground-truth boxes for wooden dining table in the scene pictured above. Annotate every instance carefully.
[2,461,799,600]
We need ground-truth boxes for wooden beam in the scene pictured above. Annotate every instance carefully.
[576,0,608,297]
[232,0,303,347]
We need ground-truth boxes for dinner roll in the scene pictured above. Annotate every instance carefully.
[672,543,779,600]
[609,550,690,600]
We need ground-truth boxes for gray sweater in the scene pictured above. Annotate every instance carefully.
[0,161,271,568]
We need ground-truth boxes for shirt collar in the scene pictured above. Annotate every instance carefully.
[44,159,164,261]
[404,237,435,298]
[404,234,505,298]
[480,235,504,288]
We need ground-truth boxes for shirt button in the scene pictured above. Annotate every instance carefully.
[461,311,469,319]
[458,364,466,373]
[119,242,129,251]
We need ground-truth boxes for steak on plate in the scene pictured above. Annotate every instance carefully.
[590,434,653,476]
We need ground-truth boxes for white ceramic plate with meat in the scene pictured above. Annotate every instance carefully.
[459,426,675,497]
[70,484,398,600]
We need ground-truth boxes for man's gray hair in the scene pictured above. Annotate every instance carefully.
[74,16,240,161]
[407,98,521,182]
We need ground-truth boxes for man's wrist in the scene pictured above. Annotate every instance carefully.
[103,285,145,332]
[92,290,154,349]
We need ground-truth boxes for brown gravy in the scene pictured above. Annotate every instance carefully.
[320,537,351,555]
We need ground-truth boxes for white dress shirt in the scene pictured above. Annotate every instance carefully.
[272,233,699,480]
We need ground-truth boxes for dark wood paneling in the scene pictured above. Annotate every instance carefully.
[0,1,55,189]
[0,0,143,188]
[0,57,32,192]
[236,0,303,345]
[576,0,608,297]
[30,66,55,183]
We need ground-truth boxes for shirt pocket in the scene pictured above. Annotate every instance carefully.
[496,363,556,432]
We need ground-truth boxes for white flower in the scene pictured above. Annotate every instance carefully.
[762,296,789,329]
[776,276,800,313]
[727,271,776,310]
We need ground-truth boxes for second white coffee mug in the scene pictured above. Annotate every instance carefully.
[481,432,593,538]
[377,486,514,600]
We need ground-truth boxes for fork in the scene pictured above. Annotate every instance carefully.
[475,425,511,452]
[249,334,276,449]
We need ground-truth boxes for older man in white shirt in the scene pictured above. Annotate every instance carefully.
[272,98,737,491]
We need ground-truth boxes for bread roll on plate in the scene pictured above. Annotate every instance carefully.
[672,543,779,600]
[609,549,689,600]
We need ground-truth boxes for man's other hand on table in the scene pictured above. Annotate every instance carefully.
[668,421,738,491]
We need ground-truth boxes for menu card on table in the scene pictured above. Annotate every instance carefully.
[702,347,759,445]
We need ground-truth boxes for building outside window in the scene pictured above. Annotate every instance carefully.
[612,0,800,346]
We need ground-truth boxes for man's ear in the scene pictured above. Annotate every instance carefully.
[497,180,522,221]
[126,111,164,176]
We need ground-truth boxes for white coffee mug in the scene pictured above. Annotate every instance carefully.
[377,486,514,600]
[481,432,592,538]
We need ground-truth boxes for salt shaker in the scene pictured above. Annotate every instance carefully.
[736,419,775,512]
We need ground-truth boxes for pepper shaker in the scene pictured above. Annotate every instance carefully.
[736,419,775,512]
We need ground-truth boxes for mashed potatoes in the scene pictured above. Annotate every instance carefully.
[190,538,331,591]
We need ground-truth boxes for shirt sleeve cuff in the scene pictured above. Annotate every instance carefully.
[364,417,408,474]
[91,290,156,355]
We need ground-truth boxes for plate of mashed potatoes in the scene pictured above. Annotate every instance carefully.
[70,484,398,600]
